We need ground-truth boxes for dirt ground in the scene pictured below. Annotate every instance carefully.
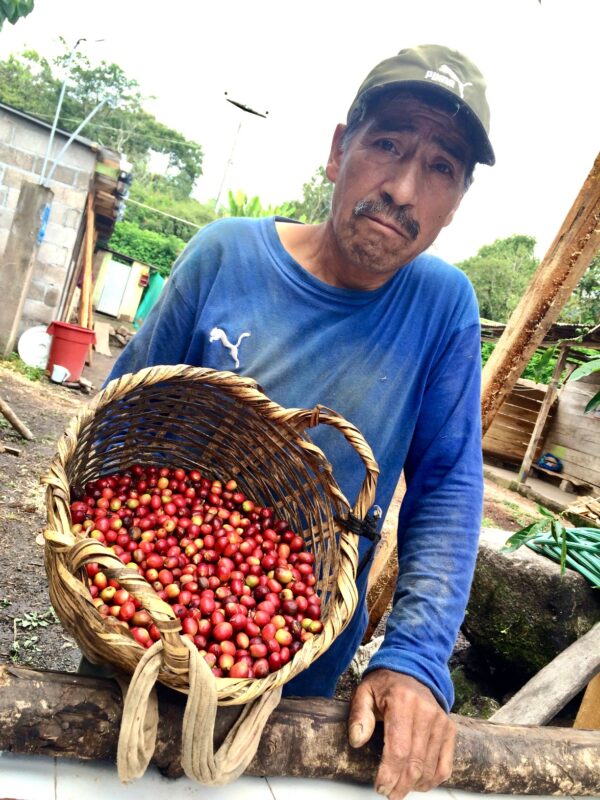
[0,347,542,677]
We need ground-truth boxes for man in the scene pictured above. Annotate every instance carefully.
[107,44,494,799]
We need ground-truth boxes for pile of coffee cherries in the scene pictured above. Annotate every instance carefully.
[70,464,323,678]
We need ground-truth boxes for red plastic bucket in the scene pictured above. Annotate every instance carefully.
[46,321,96,382]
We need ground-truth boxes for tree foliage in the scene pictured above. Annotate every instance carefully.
[288,166,333,223]
[457,235,539,322]
[559,251,600,325]
[0,0,34,29]
[0,44,203,195]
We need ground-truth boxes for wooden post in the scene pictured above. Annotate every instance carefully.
[481,152,600,435]
[363,476,404,641]
[574,672,600,730]
[79,192,94,330]
[79,192,96,366]
[517,345,570,483]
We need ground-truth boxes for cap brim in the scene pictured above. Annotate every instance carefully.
[355,80,495,166]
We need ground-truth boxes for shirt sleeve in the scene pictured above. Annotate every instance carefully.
[103,248,199,385]
[363,320,483,711]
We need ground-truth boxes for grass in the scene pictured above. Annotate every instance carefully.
[502,500,537,528]
[0,353,46,381]
[481,517,497,528]
[10,608,59,663]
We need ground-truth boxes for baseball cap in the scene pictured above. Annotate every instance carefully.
[346,44,495,166]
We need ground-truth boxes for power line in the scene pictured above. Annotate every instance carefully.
[125,198,204,229]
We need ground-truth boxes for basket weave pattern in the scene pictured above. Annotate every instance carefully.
[44,365,378,705]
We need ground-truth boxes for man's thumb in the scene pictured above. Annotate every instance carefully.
[348,685,376,748]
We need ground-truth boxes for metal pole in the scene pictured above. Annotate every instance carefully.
[43,98,109,186]
[39,38,85,185]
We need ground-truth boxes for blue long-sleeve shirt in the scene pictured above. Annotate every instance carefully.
[106,216,483,709]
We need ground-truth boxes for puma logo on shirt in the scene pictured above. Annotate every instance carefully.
[209,326,251,369]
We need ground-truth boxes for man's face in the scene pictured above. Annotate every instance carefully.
[325,92,472,285]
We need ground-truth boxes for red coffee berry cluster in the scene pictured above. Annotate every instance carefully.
[70,465,323,679]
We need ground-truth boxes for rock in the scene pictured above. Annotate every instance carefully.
[350,635,383,679]
[451,665,501,718]
[463,528,600,684]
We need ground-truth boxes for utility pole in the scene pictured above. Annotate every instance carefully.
[214,93,268,211]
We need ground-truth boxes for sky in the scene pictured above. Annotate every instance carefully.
[1,0,598,264]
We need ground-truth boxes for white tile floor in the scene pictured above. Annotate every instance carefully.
[0,751,598,800]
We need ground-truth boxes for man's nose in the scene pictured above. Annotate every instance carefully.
[380,160,421,209]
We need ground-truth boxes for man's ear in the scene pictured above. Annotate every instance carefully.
[441,192,466,229]
[325,123,347,183]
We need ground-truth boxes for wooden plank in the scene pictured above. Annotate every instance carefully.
[481,152,600,434]
[547,425,600,457]
[574,672,600,730]
[490,622,600,725]
[93,321,112,357]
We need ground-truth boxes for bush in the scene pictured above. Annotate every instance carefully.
[108,221,186,276]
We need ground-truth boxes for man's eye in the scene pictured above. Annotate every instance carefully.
[433,162,454,176]
[374,138,398,153]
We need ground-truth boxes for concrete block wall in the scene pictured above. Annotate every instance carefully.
[0,108,97,336]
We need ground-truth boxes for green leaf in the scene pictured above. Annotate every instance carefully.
[502,519,550,551]
[584,390,600,414]
[551,520,568,574]
[568,359,600,383]
[537,505,556,518]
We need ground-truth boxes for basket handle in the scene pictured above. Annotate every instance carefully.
[276,404,379,520]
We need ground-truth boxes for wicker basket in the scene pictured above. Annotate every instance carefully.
[44,365,378,705]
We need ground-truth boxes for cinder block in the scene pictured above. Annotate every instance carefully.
[43,221,77,250]
[0,187,8,207]
[32,155,78,186]
[0,207,14,229]
[51,184,87,210]
[37,240,69,268]
[2,167,26,189]
[27,278,47,302]
[5,187,21,210]
[32,260,68,288]
[62,207,83,228]
[21,297,56,326]
[0,114,15,144]
[12,124,52,155]
[0,143,35,172]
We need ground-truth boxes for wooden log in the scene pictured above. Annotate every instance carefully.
[0,663,599,795]
[490,622,600,725]
[0,396,34,440]
[481,152,600,435]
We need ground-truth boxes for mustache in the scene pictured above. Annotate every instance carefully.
[353,199,420,241]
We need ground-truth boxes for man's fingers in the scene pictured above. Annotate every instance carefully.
[413,714,454,791]
[376,701,434,798]
[435,719,456,786]
[348,683,377,747]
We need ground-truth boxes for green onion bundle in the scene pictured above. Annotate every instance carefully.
[503,508,600,589]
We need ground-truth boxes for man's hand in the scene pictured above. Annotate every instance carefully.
[348,669,455,798]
